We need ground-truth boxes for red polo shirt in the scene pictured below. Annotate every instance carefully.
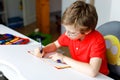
[58,30,109,75]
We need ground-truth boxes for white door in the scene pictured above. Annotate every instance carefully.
[22,0,36,26]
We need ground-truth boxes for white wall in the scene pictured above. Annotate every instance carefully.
[6,0,62,17]
[22,0,36,26]
[50,0,61,12]
[109,0,120,21]
[61,0,76,33]
[62,0,120,33]
[6,0,22,18]
[62,0,76,14]
[6,0,36,26]
[95,0,112,27]
[95,0,120,27]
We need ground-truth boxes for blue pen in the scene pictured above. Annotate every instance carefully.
[40,45,43,53]
[37,38,43,53]
[57,59,62,63]
[39,39,43,53]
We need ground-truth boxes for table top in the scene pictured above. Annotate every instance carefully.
[0,24,114,80]
[0,45,114,80]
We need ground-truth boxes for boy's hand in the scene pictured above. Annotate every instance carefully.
[28,47,44,58]
[49,52,65,63]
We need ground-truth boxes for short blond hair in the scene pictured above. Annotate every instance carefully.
[62,1,98,34]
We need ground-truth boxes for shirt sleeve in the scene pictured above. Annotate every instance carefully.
[58,33,70,46]
[90,36,106,58]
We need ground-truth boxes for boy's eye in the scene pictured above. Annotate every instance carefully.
[68,32,73,34]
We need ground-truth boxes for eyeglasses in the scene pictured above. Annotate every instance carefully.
[66,31,80,37]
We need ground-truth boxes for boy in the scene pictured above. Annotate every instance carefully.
[30,1,109,77]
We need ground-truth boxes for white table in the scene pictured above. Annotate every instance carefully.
[0,24,114,80]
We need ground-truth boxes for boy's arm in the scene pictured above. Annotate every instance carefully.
[43,40,61,53]
[42,40,61,58]
[62,56,102,77]
[28,40,61,58]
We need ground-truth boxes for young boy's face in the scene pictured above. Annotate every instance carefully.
[64,25,87,40]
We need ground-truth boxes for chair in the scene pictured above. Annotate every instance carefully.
[97,21,120,80]
[97,21,120,39]
[104,35,120,80]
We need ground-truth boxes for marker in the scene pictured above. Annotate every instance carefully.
[40,46,43,53]
[40,40,43,53]
[37,38,43,53]
[57,59,62,63]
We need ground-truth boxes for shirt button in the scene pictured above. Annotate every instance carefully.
[76,48,78,50]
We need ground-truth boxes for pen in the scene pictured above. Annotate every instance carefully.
[57,59,62,63]
[40,45,43,53]
[37,38,43,53]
